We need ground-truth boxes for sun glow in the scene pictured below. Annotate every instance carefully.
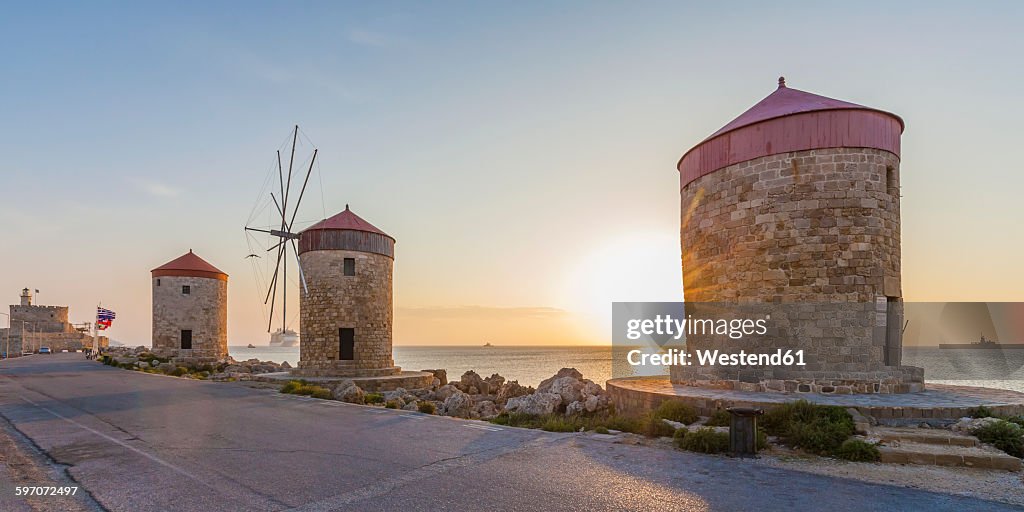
[561,232,683,342]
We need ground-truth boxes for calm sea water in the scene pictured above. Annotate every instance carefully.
[228,345,658,387]
[226,345,1024,391]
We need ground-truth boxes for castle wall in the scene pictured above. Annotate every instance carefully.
[297,249,396,376]
[152,275,227,360]
[10,305,73,333]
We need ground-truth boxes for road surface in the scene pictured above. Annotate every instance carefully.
[0,354,1019,511]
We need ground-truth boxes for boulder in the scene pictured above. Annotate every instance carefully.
[582,380,604,397]
[402,400,420,412]
[495,381,533,405]
[157,362,176,373]
[434,384,461,401]
[566,400,587,416]
[458,370,489,395]
[332,379,365,405]
[505,392,562,416]
[421,369,447,387]
[548,376,585,406]
[538,368,584,393]
[384,388,408,402]
[484,373,506,390]
[281,361,292,369]
[442,391,475,418]
[474,400,499,420]
[951,416,1001,434]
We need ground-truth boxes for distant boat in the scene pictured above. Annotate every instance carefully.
[939,333,1024,349]
[247,343,256,349]
[270,328,299,347]
[483,342,493,347]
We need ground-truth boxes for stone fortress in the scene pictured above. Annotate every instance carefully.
[670,77,924,394]
[0,288,108,355]
[151,250,229,363]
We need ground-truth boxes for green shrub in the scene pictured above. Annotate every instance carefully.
[602,415,643,434]
[643,414,678,438]
[761,400,854,455]
[835,439,881,462]
[280,380,303,394]
[385,399,400,409]
[971,406,997,419]
[170,366,188,377]
[974,420,1024,458]
[757,428,769,451]
[654,400,698,424]
[594,426,610,435]
[418,401,437,414]
[490,412,544,428]
[541,417,577,432]
[309,387,333,400]
[1004,416,1024,428]
[672,428,687,448]
[705,410,731,427]
[678,428,729,453]
[365,393,385,405]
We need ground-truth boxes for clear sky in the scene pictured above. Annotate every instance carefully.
[2,1,1022,346]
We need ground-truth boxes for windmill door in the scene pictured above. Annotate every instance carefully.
[339,328,355,360]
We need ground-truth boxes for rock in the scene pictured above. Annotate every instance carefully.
[847,407,872,435]
[458,371,489,395]
[505,392,562,416]
[442,391,475,418]
[474,400,499,420]
[332,380,365,405]
[434,384,461,401]
[223,365,251,374]
[421,369,447,387]
[495,381,533,405]
[157,362,176,373]
[538,368,583,393]
[951,416,1001,434]
[566,401,586,416]
[582,380,604,397]
[402,400,420,411]
[431,378,441,389]
[384,388,407,401]
[583,394,609,413]
[484,373,506,390]
[548,376,585,406]
[281,361,292,369]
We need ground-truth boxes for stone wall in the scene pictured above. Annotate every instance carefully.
[0,329,107,355]
[672,147,920,389]
[152,275,227,361]
[296,249,397,376]
[10,305,74,334]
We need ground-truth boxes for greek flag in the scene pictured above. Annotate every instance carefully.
[97,307,116,330]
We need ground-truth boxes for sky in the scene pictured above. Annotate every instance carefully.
[1,1,1022,346]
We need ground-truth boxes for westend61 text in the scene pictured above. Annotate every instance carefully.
[627,349,806,367]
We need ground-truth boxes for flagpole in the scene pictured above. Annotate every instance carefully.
[93,302,99,354]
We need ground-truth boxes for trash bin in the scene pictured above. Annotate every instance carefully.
[727,407,764,457]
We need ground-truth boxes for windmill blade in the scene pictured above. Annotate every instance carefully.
[287,149,318,230]
[290,239,308,295]
[277,150,285,214]
[282,125,298,215]
[263,242,286,305]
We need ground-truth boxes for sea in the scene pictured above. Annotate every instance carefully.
[226,345,1024,391]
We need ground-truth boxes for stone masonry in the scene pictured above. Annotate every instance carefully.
[151,275,228,361]
[296,249,398,376]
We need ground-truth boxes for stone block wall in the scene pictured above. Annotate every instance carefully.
[10,305,73,333]
[151,276,227,360]
[296,249,397,375]
[672,147,919,389]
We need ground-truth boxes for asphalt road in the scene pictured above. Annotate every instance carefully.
[0,353,1019,512]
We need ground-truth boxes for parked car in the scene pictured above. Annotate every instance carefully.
[38,347,51,354]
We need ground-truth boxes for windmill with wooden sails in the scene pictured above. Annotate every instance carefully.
[244,125,319,347]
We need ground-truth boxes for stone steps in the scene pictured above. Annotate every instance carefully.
[872,426,979,447]
[876,440,1020,471]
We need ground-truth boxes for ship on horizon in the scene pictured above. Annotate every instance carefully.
[939,333,1024,349]
[269,328,299,347]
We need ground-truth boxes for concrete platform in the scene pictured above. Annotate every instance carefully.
[255,370,434,392]
[607,376,1024,425]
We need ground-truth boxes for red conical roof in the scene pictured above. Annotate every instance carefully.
[152,250,227,281]
[302,205,392,239]
[706,77,904,140]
